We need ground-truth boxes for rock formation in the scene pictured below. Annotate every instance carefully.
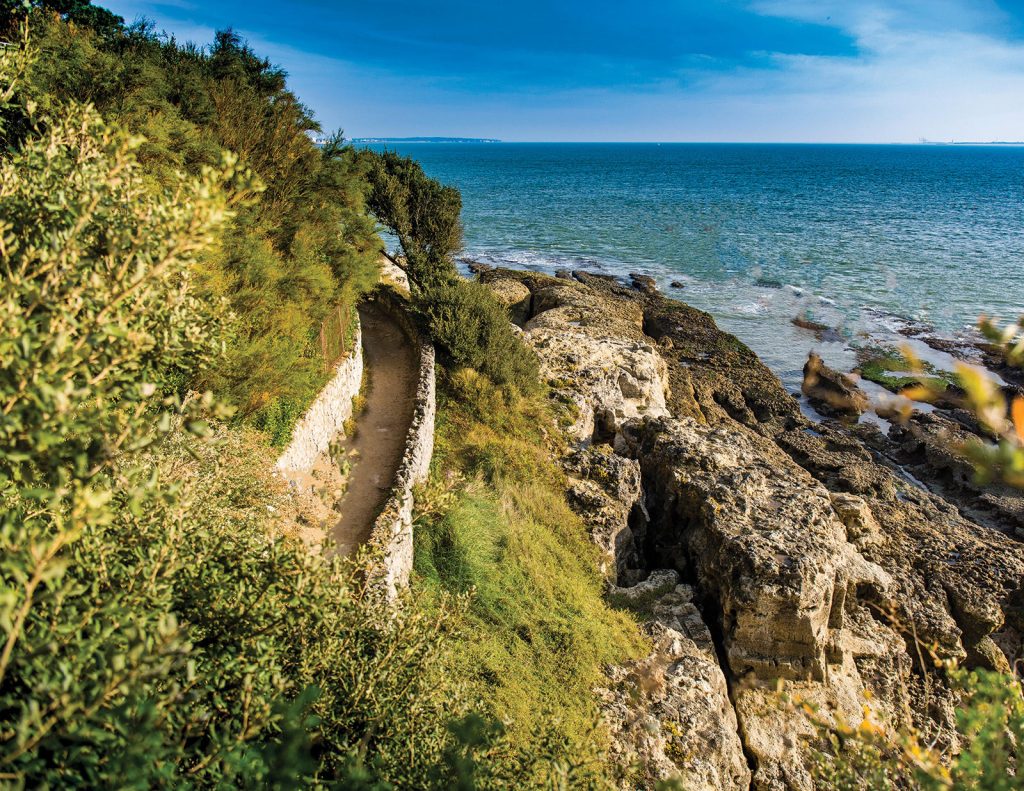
[801,351,869,418]
[482,267,1024,790]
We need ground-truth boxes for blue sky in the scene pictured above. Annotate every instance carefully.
[102,0,1024,142]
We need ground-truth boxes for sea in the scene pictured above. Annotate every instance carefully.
[365,143,1024,393]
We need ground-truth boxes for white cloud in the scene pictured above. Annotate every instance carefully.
[721,0,1024,141]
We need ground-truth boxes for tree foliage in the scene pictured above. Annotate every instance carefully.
[0,0,123,36]
[3,8,381,445]
[364,149,539,391]
[364,149,462,289]
[0,26,614,787]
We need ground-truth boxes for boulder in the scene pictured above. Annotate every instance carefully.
[802,352,869,417]
[463,258,493,274]
[485,277,532,326]
[617,416,911,789]
[630,272,658,294]
[618,416,893,683]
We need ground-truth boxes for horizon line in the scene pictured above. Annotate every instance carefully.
[346,138,1024,146]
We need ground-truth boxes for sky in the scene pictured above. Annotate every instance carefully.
[101,0,1024,142]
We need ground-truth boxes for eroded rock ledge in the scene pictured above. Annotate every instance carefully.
[482,268,1024,791]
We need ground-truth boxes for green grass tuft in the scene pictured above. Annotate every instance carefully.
[413,368,645,778]
[857,349,957,393]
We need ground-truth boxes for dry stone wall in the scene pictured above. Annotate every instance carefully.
[367,289,437,599]
[276,319,363,474]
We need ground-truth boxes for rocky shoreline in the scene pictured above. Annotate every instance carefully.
[481,268,1024,790]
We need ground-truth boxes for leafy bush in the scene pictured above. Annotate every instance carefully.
[803,666,1024,789]
[421,279,540,392]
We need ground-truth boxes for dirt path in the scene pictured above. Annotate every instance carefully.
[332,303,419,556]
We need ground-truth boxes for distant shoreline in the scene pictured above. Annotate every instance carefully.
[342,138,1023,146]
[350,137,501,144]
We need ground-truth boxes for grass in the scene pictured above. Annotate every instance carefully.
[412,368,645,780]
[857,348,957,393]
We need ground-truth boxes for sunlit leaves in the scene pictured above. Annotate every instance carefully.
[1012,397,1024,443]
[979,315,1024,368]
[876,334,1024,489]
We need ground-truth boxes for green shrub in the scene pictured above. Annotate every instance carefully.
[421,279,540,393]
[6,10,381,444]
[804,667,1024,789]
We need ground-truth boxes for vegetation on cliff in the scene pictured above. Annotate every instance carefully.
[414,369,644,784]
[0,38,478,785]
[0,7,635,787]
[2,2,381,445]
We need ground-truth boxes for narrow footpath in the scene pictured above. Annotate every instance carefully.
[332,302,419,556]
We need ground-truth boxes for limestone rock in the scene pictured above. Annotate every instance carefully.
[600,575,751,791]
[630,272,658,294]
[463,258,493,274]
[483,272,670,443]
[778,420,1024,668]
[485,277,532,326]
[829,492,883,548]
[885,410,1024,536]
[618,416,892,684]
[562,445,643,578]
[379,256,411,294]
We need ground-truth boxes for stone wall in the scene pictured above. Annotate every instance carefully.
[367,289,436,599]
[275,319,363,474]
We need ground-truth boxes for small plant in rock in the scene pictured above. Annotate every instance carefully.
[980,316,1024,368]
[797,663,1024,790]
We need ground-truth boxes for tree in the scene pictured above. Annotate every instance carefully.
[10,9,382,445]
[364,149,463,290]
[363,149,539,391]
[1,0,123,36]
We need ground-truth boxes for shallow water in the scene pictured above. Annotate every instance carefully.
[365,142,1024,391]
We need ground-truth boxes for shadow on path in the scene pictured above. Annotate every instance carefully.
[332,302,419,556]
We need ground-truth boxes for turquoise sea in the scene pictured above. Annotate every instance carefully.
[368,143,1024,390]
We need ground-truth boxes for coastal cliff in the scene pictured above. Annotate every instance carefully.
[482,268,1024,790]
